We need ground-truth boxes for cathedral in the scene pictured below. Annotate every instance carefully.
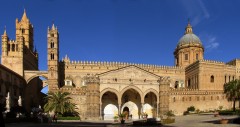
[1,10,239,120]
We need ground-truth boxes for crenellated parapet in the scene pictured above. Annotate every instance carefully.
[169,88,224,95]
[61,55,183,71]
[199,59,225,64]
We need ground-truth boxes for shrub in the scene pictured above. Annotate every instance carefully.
[113,116,118,120]
[196,109,200,114]
[219,106,223,111]
[165,110,175,117]
[219,109,240,115]
[161,117,175,124]
[58,116,80,120]
[187,106,195,112]
[183,111,189,115]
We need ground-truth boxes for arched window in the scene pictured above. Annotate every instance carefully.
[196,53,199,60]
[173,97,176,102]
[22,29,25,34]
[182,97,185,102]
[50,53,54,60]
[175,81,179,89]
[203,96,205,101]
[50,42,54,48]
[185,54,188,60]
[12,44,15,51]
[197,96,199,101]
[7,44,10,51]
[188,79,191,88]
[210,75,214,83]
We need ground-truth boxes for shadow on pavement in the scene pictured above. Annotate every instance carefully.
[202,116,240,125]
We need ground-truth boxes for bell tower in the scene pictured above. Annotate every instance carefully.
[1,10,38,76]
[16,9,34,51]
[47,24,59,90]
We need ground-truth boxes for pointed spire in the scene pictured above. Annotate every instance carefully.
[52,23,56,30]
[21,8,29,22]
[185,19,193,34]
[3,26,7,36]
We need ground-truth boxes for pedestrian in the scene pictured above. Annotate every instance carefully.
[52,113,58,123]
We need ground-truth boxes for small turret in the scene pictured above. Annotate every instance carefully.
[184,20,193,34]
[2,27,9,56]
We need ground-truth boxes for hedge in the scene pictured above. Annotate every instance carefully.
[57,117,80,120]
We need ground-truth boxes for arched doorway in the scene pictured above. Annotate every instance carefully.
[144,92,157,118]
[101,91,118,120]
[121,88,141,119]
[25,76,47,112]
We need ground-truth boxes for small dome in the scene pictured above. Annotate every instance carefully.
[178,33,202,46]
[177,21,202,47]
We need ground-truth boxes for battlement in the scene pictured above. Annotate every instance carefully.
[61,59,183,70]
[199,59,225,64]
[8,40,16,43]
[169,88,224,95]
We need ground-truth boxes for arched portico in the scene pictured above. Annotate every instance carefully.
[119,86,144,120]
[143,90,158,118]
[120,85,143,103]
[100,88,120,103]
[100,88,119,120]
[143,88,159,103]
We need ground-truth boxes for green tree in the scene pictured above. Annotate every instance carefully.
[224,79,240,111]
[44,91,77,114]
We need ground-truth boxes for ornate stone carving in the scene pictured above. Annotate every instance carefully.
[84,74,100,84]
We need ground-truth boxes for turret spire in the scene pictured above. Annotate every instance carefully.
[185,19,193,34]
[3,26,7,36]
[21,9,29,22]
[52,23,56,30]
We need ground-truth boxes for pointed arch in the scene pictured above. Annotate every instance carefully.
[100,88,119,103]
[120,85,143,103]
[143,88,159,103]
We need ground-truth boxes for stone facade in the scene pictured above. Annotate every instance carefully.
[1,10,239,119]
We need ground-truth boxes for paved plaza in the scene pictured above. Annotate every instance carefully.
[5,113,240,127]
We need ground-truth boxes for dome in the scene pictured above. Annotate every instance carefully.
[177,22,203,47]
[178,33,202,46]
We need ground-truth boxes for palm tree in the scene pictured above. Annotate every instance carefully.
[224,79,240,111]
[44,91,77,114]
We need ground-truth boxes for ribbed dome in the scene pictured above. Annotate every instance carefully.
[178,33,202,46]
[177,22,202,47]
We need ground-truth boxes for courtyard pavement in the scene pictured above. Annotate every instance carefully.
[5,113,240,127]
[166,113,240,127]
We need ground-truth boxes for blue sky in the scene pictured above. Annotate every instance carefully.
[1,0,240,71]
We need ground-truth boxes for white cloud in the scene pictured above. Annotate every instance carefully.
[180,0,210,26]
[202,35,219,50]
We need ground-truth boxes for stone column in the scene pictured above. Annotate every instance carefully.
[99,103,102,120]
[118,104,121,115]
[141,102,144,119]
[156,102,159,118]
[85,75,100,120]
[159,77,170,116]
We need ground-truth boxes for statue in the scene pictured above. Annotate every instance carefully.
[5,92,10,112]
[18,96,22,106]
